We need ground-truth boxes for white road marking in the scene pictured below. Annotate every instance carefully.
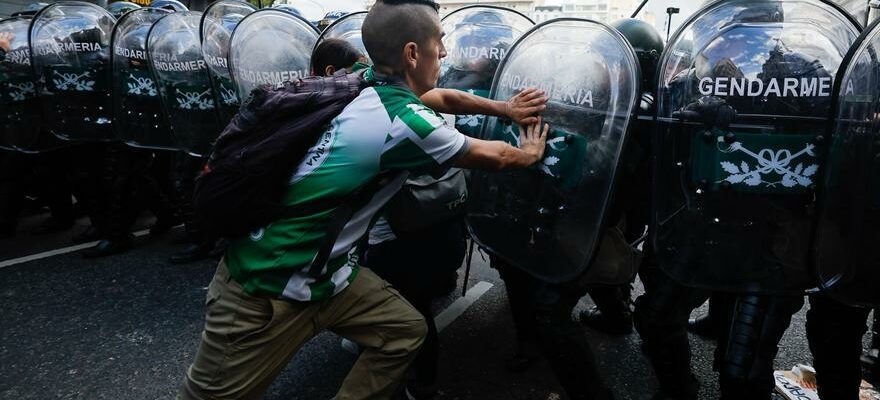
[435,281,494,332]
[0,228,153,269]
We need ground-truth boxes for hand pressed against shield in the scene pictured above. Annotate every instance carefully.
[0,32,13,52]
[506,87,548,126]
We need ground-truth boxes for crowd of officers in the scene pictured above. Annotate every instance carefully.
[2,0,880,400]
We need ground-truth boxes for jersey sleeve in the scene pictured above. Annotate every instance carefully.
[379,102,469,171]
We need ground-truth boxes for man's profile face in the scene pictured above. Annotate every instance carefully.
[411,14,447,94]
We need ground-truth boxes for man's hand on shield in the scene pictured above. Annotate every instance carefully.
[506,87,548,126]
[519,115,549,163]
[0,32,14,52]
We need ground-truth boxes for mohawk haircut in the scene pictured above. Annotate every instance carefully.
[362,0,441,73]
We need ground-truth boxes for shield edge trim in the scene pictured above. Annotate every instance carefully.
[312,10,367,58]
[440,4,535,25]
[198,0,257,44]
[812,13,880,307]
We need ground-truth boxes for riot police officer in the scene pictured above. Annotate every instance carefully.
[579,18,664,336]
[635,2,859,399]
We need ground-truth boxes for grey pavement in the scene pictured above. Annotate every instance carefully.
[0,212,874,400]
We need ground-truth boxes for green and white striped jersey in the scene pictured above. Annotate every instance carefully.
[225,68,469,302]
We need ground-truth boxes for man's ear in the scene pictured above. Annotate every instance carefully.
[403,41,419,70]
[324,65,337,76]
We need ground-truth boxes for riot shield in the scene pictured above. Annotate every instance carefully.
[314,11,367,62]
[652,0,860,293]
[814,18,880,306]
[438,6,533,137]
[29,1,116,142]
[228,8,317,98]
[630,0,707,42]
[111,7,174,150]
[467,19,641,283]
[200,0,256,121]
[0,15,61,153]
[147,11,223,157]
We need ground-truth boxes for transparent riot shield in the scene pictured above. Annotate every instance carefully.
[111,7,174,150]
[652,0,860,293]
[467,19,641,283]
[314,11,367,63]
[147,11,223,157]
[200,0,256,121]
[438,6,533,137]
[814,18,880,306]
[29,1,116,142]
[0,15,61,153]
[630,0,708,42]
[228,8,317,98]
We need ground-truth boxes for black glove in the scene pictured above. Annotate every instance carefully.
[679,95,737,128]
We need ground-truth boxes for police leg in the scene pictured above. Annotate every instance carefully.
[170,152,215,264]
[716,294,804,400]
[70,142,111,242]
[493,258,542,371]
[82,143,140,257]
[31,147,75,234]
[0,150,27,239]
[806,293,870,400]
[634,264,706,400]
[532,281,615,400]
[581,283,633,335]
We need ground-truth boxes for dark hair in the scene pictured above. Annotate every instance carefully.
[311,38,364,76]
[378,0,439,11]
[362,0,440,72]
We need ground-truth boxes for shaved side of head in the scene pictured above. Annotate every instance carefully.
[362,0,441,73]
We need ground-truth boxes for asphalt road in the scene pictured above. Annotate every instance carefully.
[0,212,874,400]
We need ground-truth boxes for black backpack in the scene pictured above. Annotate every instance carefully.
[192,69,370,239]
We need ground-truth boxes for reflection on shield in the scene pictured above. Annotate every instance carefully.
[147,11,223,157]
[199,0,256,122]
[111,7,174,150]
[438,5,534,137]
[814,17,880,307]
[652,0,860,293]
[314,11,368,64]
[29,1,116,142]
[468,19,641,283]
[228,8,318,99]
[0,15,63,153]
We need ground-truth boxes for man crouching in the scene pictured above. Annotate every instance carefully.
[177,0,549,399]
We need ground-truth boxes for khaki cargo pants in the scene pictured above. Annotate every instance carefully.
[178,260,427,400]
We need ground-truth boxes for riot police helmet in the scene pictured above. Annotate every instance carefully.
[150,0,188,12]
[611,18,664,91]
[106,2,141,18]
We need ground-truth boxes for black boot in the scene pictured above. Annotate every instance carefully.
[32,217,75,235]
[687,314,716,339]
[72,226,104,244]
[169,242,215,264]
[582,285,634,335]
[82,235,134,258]
[580,306,633,335]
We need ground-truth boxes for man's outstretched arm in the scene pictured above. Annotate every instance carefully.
[454,117,549,170]
[421,87,548,126]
